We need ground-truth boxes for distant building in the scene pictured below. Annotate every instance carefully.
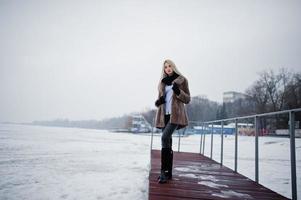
[223,91,248,103]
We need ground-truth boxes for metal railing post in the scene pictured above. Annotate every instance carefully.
[200,123,203,154]
[210,123,213,159]
[234,118,238,172]
[177,130,181,152]
[289,111,297,200]
[150,117,155,162]
[196,108,301,198]
[220,121,224,165]
[255,116,259,183]
[202,124,206,154]
[150,117,154,151]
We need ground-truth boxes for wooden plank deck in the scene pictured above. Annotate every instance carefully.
[149,150,289,200]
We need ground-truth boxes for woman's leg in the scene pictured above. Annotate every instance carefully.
[161,123,178,149]
[162,123,177,180]
[167,136,173,179]
[158,122,178,183]
[165,114,173,179]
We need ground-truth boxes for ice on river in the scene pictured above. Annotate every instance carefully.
[0,124,150,200]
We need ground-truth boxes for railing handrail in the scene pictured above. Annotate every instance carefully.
[150,108,300,199]
[198,108,300,200]
[199,108,301,124]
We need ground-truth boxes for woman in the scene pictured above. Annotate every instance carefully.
[154,59,191,184]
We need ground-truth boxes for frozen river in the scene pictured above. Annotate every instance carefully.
[0,124,150,200]
[0,124,300,199]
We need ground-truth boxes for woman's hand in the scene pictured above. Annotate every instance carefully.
[155,96,165,107]
[172,83,181,95]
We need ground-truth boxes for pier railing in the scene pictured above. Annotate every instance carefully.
[150,108,301,200]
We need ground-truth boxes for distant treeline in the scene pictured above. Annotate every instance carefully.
[32,68,300,130]
[32,116,130,130]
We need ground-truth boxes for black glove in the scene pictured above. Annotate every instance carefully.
[155,96,165,107]
[172,83,180,95]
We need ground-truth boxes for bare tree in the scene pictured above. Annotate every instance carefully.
[246,79,269,113]
[261,68,292,111]
[284,72,301,109]
[246,68,295,113]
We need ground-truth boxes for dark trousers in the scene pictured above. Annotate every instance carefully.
[161,114,178,149]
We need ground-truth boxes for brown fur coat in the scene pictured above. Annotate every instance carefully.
[155,75,190,130]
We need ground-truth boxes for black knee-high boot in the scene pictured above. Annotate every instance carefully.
[158,148,169,183]
[165,148,173,180]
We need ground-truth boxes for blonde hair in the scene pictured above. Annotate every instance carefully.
[158,59,184,91]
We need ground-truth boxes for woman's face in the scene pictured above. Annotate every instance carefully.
[164,62,174,76]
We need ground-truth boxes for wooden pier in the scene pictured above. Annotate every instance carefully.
[149,149,289,200]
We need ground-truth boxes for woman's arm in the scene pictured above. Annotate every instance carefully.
[175,79,191,104]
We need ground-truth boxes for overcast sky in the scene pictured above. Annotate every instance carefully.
[0,0,300,123]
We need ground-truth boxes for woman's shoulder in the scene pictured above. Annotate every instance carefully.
[173,75,188,85]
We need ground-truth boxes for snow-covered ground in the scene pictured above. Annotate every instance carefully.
[0,124,150,200]
[0,124,300,199]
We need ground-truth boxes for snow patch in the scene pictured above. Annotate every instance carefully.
[198,181,229,189]
[212,190,253,199]
[178,173,198,179]
[174,166,201,173]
